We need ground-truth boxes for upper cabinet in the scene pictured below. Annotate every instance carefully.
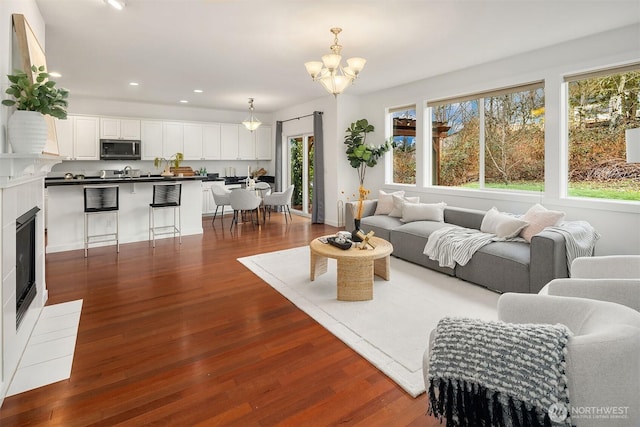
[141,120,163,160]
[183,123,204,160]
[220,124,272,160]
[55,115,100,160]
[255,126,272,160]
[162,122,184,157]
[100,118,141,140]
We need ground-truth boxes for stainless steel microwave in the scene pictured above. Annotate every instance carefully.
[100,139,141,160]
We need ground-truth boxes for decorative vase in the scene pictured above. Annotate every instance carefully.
[352,218,363,242]
[8,111,48,154]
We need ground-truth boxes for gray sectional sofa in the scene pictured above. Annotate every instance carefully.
[345,200,570,294]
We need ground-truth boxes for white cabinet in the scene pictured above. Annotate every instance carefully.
[75,116,100,159]
[220,124,270,160]
[100,118,141,139]
[255,126,272,160]
[55,115,99,160]
[54,118,73,158]
[141,120,163,160]
[238,127,254,160]
[202,124,221,160]
[183,123,203,160]
[162,122,184,157]
[220,124,239,160]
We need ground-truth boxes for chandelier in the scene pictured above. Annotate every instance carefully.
[304,27,366,96]
[241,98,261,132]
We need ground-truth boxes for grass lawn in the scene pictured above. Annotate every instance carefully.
[462,180,640,200]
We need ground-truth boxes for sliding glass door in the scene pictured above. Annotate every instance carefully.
[289,134,314,216]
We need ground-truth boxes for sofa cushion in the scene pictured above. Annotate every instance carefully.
[401,202,446,223]
[360,215,403,241]
[519,204,565,242]
[443,207,486,229]
[455,241,531,293]
[374,190,405,215]
[390,221,458,276]
[389,195,420,217]
[480,207,529,239]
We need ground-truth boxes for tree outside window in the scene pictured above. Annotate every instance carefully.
[431,84,545,191]
[566,68,640,200]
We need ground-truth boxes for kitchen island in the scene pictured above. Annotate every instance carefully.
[45,176,206,253]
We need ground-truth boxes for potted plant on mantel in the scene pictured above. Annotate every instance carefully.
[2,65,69,154]
[344,118,394,240]
[154,152,184,177]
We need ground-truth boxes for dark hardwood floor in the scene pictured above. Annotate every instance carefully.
[1,213,438,426]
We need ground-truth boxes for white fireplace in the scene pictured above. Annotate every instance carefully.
[0,154,61,403]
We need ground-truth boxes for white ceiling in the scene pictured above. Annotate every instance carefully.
[34,0,640,114]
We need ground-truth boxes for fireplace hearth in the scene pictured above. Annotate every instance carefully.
[16,207,40,329]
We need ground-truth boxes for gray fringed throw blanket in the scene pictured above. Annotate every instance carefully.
[428,317,574,427]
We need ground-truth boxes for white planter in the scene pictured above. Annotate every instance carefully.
[8,111,48,154]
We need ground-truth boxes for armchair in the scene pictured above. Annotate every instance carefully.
[424,294,640,427]
[541,255,640,311]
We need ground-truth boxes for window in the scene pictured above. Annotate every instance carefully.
[430,82,545,192]
[565,65,640,201]
[390,107,416,184]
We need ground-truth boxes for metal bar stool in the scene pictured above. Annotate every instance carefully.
[84,185,119,257]
[149,183,182,247]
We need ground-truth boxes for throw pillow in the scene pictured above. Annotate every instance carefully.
[389,195,420,218]
[519,204,565,242]
[374,190,405,215]
[480,207,529,239]
[401,202,447,223]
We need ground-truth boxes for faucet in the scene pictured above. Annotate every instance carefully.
[123,165,132,177]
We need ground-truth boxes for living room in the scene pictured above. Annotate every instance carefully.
[0,0,639,425]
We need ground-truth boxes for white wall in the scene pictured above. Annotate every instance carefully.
[354,23,640,255]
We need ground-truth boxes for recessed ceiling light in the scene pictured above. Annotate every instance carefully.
[129,82,139,86]
[193,89,203,93]
[104,0,125,10]
[48,71,62,78]
[179,100,189,104]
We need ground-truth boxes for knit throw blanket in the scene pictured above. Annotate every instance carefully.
[428,317,574,427]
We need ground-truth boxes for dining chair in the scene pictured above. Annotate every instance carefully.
[210,185,232,225]
[263,184,294,223]
[229,188,261,231]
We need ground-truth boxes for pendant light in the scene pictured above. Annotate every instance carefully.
[242,98,261,132]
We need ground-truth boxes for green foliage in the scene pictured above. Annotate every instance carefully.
[344,119,394,185]
[290,138,313,209]
[154,152,184,169]
[2,65,69,119]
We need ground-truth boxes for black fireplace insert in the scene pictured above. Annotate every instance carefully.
[16,206,40,329]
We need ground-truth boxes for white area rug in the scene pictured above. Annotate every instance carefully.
[8,300,83,396]
[238,247,499,397]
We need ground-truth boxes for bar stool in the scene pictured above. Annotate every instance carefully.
[84,185,119,257]
[149,183,182,247]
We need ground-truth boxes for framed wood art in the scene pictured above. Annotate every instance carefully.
[12,13,60,155]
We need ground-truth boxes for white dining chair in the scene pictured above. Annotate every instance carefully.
[229,188,261,231]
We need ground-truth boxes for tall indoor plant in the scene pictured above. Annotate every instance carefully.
[344,119,394,237]
[2,65,69,153]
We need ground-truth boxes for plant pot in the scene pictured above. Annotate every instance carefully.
[8,111,48,154]
[161,165,174,177]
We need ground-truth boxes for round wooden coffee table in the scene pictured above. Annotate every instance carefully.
[309,235,394,301]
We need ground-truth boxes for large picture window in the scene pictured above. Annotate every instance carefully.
[430,82,545,191]
[390,107,416,184]
[565,65,640,201]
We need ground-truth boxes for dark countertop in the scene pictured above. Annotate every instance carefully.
[45,175,206,187]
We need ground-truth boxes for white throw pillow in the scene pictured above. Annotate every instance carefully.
[480,207,529,239]
[519,204,565,242]
[374,190,405,215]
[401,202,447,223]
[389,195,420,217]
